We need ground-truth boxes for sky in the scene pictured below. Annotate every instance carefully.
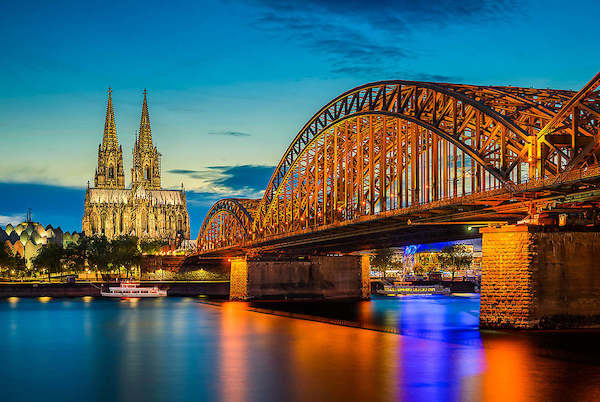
[0,0,599,235]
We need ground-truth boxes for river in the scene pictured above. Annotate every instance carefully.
[1,295,599,402]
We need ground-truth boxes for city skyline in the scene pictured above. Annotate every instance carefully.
[1,0,599,234]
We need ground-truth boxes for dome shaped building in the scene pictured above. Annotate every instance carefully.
[0,218,81,267]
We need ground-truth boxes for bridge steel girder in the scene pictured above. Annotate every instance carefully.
[197,74,600,254]
[197,198,259,252]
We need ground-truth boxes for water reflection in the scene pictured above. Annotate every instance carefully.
[220,302,249,402]
[0,295,599,402]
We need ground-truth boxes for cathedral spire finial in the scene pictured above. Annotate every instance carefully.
[138,89,152,150]
[102,87,118,151]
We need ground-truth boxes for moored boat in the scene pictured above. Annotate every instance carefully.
[375,281,451,296]
[101,281,167,298]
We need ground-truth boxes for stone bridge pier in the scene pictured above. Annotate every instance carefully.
[229,255,371,301]
[480,225,600,329]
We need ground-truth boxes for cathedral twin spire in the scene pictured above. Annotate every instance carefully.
[95,88,125,189]
[94,88,161,190]
[137,89,153,150]
[102,87,118,151]
[132,89,161,190]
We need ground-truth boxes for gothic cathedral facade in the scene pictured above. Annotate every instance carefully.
[82,89,190,240]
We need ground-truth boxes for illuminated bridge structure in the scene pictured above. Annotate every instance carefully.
[198,72,600,255]
[195,72,600,328]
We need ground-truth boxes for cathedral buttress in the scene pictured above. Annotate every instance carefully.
[94,88,125,189]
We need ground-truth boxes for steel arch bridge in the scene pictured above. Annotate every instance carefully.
[197,73,600,254]
[198,198,260,251]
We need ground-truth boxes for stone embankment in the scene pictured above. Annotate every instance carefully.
[0,281,229,298]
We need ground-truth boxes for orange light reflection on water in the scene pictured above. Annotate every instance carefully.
[120,297,139,306]
[292,318,400,401]
[214,299,600,402]
[481,334,600,402]
[220,302,249,402]
[218,300,400,402]
[482,339,531,402]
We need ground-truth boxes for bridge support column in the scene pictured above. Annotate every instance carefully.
[480,225,600,329]
[228,255,369,301]
[230,257,249,301]
[361,254,371,299]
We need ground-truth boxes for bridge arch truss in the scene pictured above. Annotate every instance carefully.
[197,198,259,252]
[198,75,600,251]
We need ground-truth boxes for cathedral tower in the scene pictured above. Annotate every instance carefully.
[131,90,161,190]
[83,88,190,241]
[94,88,125,189]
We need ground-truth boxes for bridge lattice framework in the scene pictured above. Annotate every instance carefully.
[198,73,600,253]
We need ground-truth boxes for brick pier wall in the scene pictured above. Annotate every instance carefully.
[361,255,371,299]
[230,258,248,301]
[229,255,369,301]
[481,225,600,329]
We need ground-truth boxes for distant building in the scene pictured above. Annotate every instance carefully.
[0,218,81,266]
[81,89,190,241]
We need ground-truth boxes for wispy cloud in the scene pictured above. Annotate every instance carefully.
[0,164,87,189]
[208,130,252,137]
[169,169,198,175]
[168,164,275,199]
[242,0,516,78]
[168,165,275,234]
[0,213,26,227]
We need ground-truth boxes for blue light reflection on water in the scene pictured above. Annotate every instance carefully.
[1,295,600,402]
[388,295,485,402]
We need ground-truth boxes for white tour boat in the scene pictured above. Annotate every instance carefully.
[101,281,167,298]
[375,281,451,296]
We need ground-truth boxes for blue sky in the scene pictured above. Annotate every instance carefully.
[0,0,598,235]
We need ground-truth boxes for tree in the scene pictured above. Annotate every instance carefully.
[62,241,86,274]
[111,236,141,278]
[370,248,395,279]
[0,243,13,272]
[417,252,439,274]
[412,262,425,276]
[139,239,169,255]
[87,236,112,277]
[438,245,473,280]
[13,255,28,277]
[32,244,65,280]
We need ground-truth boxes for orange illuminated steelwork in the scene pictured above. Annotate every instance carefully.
[198,198,260,252]
[197,73,600,253]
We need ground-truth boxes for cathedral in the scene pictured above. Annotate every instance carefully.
[82,89,190,241]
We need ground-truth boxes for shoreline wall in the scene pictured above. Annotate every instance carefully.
[0,282,229,298]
